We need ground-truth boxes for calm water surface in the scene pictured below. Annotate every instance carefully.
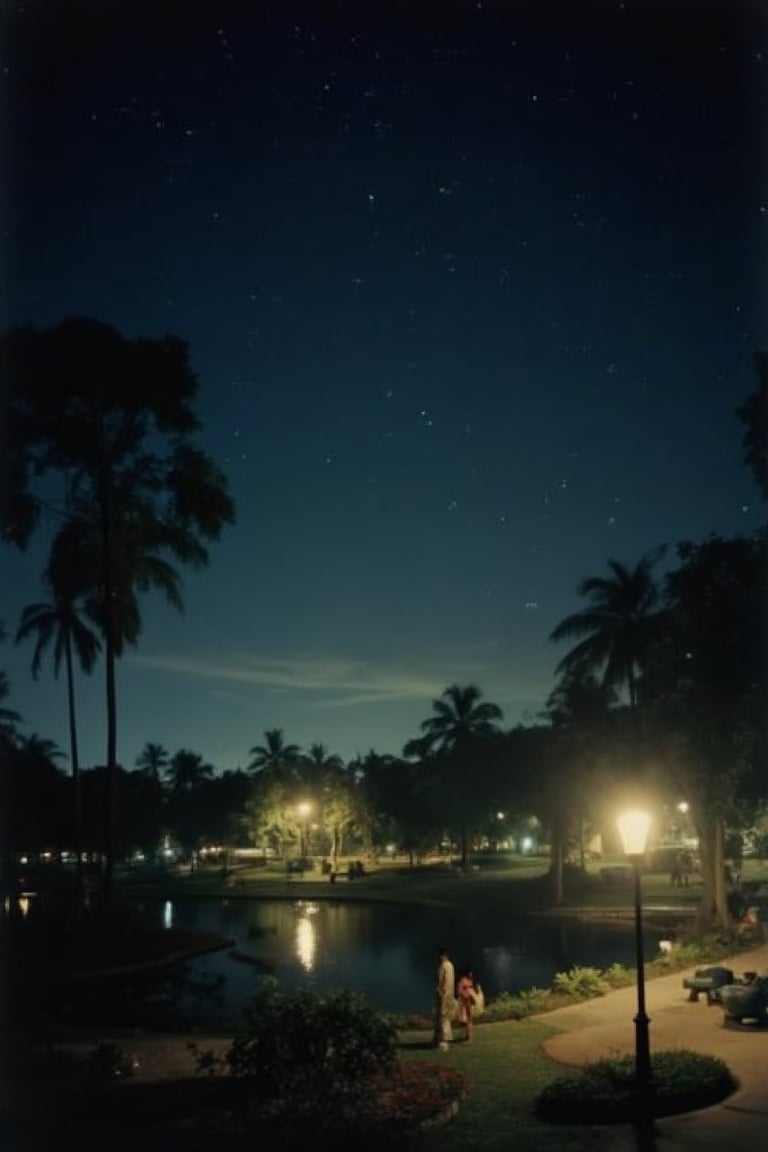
[143,897,662,1020]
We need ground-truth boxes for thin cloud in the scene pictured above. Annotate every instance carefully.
[128,651,451,706]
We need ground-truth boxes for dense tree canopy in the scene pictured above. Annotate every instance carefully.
[0,317,236,895]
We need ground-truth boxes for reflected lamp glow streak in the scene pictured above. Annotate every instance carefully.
[296,915,317,971]
[163,900,174,930]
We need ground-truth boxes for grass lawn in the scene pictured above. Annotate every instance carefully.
[402,1018,604,1152]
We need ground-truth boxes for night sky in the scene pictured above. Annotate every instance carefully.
[1,0,765,772]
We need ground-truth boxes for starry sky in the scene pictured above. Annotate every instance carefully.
[1,0,765,772]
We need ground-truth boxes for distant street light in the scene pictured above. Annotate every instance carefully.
[617,808,652,1089]
[297,800,312,857]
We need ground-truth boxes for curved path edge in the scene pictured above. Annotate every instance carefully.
[539,941,768,1152]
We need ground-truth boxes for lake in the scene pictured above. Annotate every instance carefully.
[141,896,663,1021]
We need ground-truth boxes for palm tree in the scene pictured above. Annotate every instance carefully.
[248,728,301,779]
[165,749,215,793]
[1,319,236,901]
[408,684,503,870]
[303,743,343,773]
[549,550,664,719]
[15,733,65,761]
[16,573,101,901]
[134,741,170,783]
[416,683,503,752]
[0,623,21,745]
[0,670,22,748]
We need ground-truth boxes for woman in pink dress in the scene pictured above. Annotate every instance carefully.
[456,967,479,1043]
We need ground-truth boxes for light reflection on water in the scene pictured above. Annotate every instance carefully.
[150,897,662,1019]
[295,901,319,971]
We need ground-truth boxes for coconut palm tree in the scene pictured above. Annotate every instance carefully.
[0,670,22,748]
[16,573,101,902]
[303,742,343,773]
[408,684,503,870]
[1,318,236,901]
[165,749,215,793]
[549,549,664,720]
[416,683,503,752]
[248,728,301,779]
[0,623,20,742]
[134,741,170,783]
[15,733,65,761]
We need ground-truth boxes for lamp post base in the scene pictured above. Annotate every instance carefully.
[634,1011,652,1085]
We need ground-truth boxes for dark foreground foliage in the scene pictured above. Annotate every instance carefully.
[535,1049,737,1123]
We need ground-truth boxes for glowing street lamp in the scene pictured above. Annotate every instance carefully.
[617,808,652,1088]
[297,800,312,857]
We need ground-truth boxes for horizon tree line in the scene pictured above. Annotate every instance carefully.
[1,320,765,931]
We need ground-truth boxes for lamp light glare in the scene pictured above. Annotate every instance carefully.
[617,809,651,856]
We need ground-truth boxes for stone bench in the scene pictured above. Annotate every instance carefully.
[682,966,734,1004]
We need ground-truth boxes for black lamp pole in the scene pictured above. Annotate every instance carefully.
[631,855,652,1085]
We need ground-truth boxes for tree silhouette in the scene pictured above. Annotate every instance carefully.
[16,568,100,903]
[645,535,766,930]
[165,748,215,793]
[0,624,22,750]
[134,742,170,783]
[550,550,664,720]
[406,684,503,870]
[248,728,301,780]
[0,318,235,898]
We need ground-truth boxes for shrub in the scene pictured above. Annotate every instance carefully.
[484,987,550,1020]
[535,1049,737,1123]
[552,966,608,999]
[191,985,400,1139]
[602,962,633,988]
[226,986,397,1091]
[191,984,471,1143]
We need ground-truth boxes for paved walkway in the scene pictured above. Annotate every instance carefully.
[540,941,768,1151]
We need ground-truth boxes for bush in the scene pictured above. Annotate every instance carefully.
[190,984,471,1144]
[228,985,397,1088]
[192,985,400,1140]
[484,987,550,1020]
[552,966,608,999]
[602,962,633,988]
[535,1049,737,1123]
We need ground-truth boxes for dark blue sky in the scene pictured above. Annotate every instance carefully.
[1,0,765,770]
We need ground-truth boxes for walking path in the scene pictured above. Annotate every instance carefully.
[540,941,768,1151]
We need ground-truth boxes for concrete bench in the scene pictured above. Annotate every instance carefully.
[682,966,734,1004]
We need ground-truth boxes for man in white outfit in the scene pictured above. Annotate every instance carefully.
[434,944,456,1050]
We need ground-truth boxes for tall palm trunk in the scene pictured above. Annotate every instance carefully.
[63,634,83,909]
[100,466,118,904]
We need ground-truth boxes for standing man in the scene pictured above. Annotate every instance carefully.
[434,944,456,1050]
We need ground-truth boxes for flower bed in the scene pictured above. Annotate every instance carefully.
[375,1062,466,1131]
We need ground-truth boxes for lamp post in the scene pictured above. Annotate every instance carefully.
[617,808,652,1088]
[297,801,312,858]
